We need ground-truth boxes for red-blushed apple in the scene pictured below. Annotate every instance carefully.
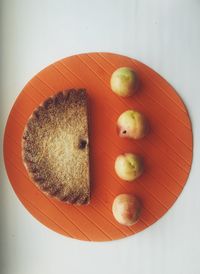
[114,153,143,181]
[110,67,138,97]
[112,194,141,226]
[117,110,149,139]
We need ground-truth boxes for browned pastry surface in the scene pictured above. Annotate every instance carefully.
[22,89,90,204]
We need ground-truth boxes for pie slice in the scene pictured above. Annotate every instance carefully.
[22,89,90,204]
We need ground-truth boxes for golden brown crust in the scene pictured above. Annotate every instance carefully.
[22,89,90,204]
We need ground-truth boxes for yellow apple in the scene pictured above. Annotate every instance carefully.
[112,194,141,226]
[110,67,138,97]
[114,153,143,181]
[117,110,148,139]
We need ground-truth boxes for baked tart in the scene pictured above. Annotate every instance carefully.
[22,89,90,204]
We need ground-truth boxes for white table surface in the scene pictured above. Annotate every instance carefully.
[1,0,200,274]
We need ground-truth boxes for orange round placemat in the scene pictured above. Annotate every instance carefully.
[4,52,193,241]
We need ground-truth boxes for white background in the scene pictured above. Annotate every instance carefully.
[1,0,200,274]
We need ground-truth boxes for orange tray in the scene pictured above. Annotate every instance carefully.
[3,52,193,241]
